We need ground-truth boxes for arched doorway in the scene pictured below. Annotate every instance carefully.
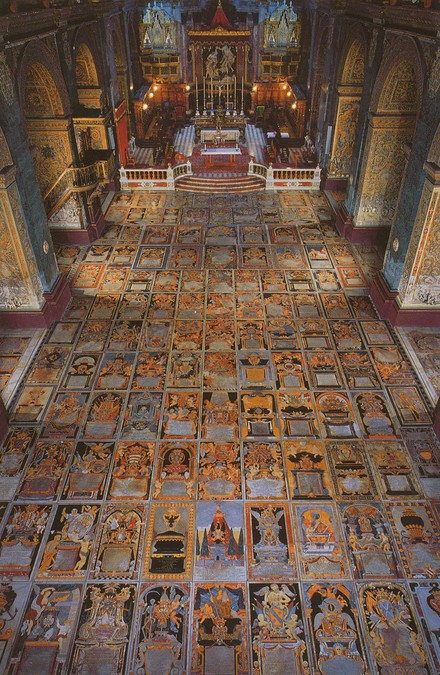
[353,40,421,235]
[328,35,365,179]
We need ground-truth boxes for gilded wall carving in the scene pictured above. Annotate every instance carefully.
[0,53,14,106]
[377,60,417,115]
[27,127,72,199]
[75,44,99,87]
[355,119,414,228]
[341,40,365,85]
[23,63,64,117]
[74,120,108,153]
[401,187,440,307]
[329,96,360,177]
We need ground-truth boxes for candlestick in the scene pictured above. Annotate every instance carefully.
[226,77,230,115]
[195,77,200,116]
[211,76,214,115]
[234,75,237,115]
[203,76,206,115]
[241,75,244,115]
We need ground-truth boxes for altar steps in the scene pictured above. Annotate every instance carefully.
[175,174,265,193]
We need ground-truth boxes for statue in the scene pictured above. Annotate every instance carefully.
[205,48,219,79]
[219,44,235,77]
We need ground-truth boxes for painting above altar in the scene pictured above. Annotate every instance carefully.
[205,45,236,82]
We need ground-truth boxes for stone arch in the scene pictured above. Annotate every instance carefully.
[17,41,73,203]
[353,36,423,231]
[18,40,70,118]
[75,43,99,88]
[370,37,423,117]
[74,33,105,113]
[309,24,329,139]
[73,26,106,90]
[329,30,367,177]
[339,34,366,86]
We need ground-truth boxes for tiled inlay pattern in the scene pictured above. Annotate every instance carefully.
[0,190,439,674]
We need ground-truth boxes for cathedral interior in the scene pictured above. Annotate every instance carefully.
[1,0,440,673]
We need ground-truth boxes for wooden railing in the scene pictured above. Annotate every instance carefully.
[43,154,115,216]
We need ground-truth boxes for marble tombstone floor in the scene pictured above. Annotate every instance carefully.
[0,189,440,675]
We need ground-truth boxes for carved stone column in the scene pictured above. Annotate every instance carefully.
[0,163,71,328]
[352,113,415,234]
[398,161,440,313]
[328,85,362,180]
[0,164,44,312]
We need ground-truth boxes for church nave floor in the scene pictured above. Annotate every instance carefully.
[0,189,439,675]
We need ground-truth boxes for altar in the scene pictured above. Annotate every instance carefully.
[200,128,240,144]
[201,145,241,165]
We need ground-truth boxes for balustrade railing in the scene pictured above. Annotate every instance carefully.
[118,159,320,192]
[248,160,321,190]
[43,155,114,215]
[119,161,192,191]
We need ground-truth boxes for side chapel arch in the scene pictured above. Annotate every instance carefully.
[18,41,73,208]
[328,31,366,178]
[73,32,113,160]
[353,37,422,232]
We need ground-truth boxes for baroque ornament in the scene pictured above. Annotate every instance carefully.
[0,53,14,106]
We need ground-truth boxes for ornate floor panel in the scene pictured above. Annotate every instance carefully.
[0,190,439,674]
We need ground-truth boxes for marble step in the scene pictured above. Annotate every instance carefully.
[175,175,265,193]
